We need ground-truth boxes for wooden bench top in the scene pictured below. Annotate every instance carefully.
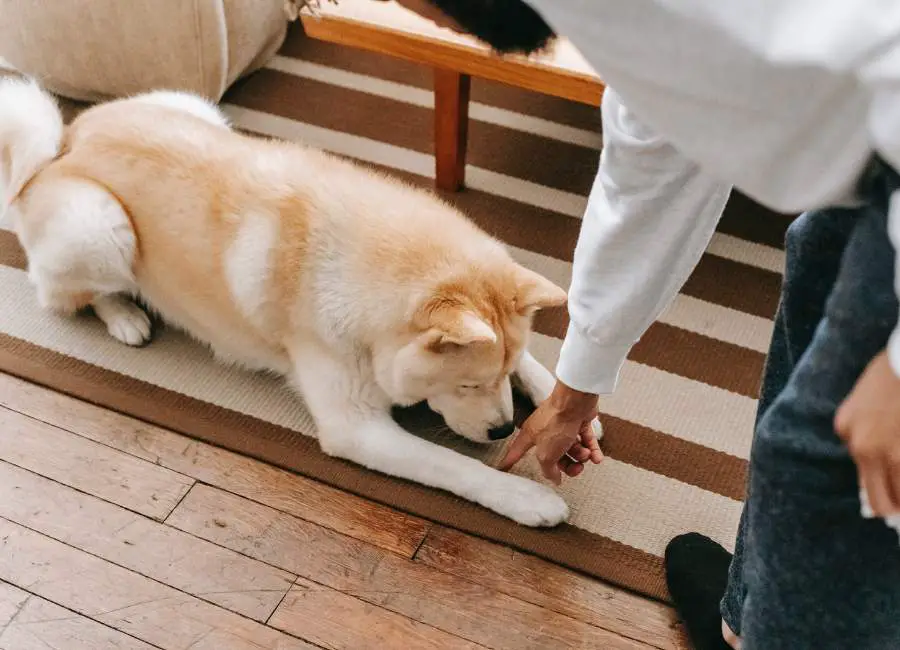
[300,0,604,106]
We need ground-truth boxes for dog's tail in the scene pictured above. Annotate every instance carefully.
[0,59,64,220]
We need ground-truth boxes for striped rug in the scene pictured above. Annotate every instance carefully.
[0,25,790,601]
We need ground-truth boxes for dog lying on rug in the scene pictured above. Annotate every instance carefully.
[0,65,600,526]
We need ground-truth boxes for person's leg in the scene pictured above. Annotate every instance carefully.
[666,206,860,649]
[735,177,900,648]
[724,206,863,629]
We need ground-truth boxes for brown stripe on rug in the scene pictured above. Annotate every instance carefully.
[226,68,600,195]
[0,331,669,599]
[0,230,26,269]
[599,417,748,501]
[464,192,782,318]
[273,24,793,254]
[629,323,764,398]
[534,309,765,397]
[287,150,783,319]
[719,192,793,250]
[274,24,791,251]
[685,256,781,320]
[278,24,603,131]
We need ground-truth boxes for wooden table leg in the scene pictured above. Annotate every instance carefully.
[433,68,470,192]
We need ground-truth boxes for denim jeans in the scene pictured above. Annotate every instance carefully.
[720,160,900,648]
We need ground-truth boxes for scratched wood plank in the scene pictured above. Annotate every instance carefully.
[0,582,158,650]
[168,484,651,650]
[0,518,318,650]
[0,581,30,629]
[0,460,295,621]
[416,526,688,650]
[0,374,681,648]
[0,373,428,556]
[0,405,193,520]
[270,577,486,650]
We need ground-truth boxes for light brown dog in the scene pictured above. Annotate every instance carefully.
[1,69,592,526]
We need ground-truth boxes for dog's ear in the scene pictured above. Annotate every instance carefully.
[417,298,497,351]
[427,309,497,350]
[513,265,567,315]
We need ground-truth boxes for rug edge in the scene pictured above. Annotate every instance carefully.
[0,332,670,602]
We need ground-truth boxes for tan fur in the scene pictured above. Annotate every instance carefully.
[50,103,294,369]
[6,84,587,526]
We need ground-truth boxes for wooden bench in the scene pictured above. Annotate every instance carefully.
[298,0,604,191]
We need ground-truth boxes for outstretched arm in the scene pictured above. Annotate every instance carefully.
[503,88,732,479]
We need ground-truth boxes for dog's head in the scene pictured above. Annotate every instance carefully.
[373,262,566,443]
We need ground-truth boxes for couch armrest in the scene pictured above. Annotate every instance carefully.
[0,0,288,102]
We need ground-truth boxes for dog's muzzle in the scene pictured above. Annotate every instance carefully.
[488,422,516,441]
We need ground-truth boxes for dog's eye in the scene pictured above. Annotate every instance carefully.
[459,384,481,390]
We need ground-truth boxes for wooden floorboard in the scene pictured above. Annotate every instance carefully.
[168,484,648,649]
[415,526,687,649]
[271,578,487,649]
[0,518,318,650]
[0,405,193,521]
[0,581,159,650]
[0,459,296,622]
[0,373,684,649]
[0,373,430,557]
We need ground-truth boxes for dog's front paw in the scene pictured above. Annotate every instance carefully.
[94,296,152,347]
[482,475,569,527]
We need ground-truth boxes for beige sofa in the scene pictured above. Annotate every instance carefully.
[0,0,290,102]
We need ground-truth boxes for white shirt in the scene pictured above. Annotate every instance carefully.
[523,0,900,393]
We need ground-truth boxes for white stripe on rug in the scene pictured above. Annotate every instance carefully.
[706,233,785,274]
[511,246,774,353]
[266,55,603,149]
[529,333,756,459]
[660,295,773,354]
[478,441,743,555]
[560,458,742,555]
[223,104,785,274]
[222,104,587,218]
[0,265,755,459]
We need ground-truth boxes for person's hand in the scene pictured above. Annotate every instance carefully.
[498,381,604,484]
[835,349,900,516]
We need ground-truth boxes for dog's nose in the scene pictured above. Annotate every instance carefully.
[488,421,516,441]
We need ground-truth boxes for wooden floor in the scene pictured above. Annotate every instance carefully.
[0,372,688,649]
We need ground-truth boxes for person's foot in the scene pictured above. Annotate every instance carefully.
[665,533,736,650]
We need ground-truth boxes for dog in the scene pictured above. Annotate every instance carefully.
[0,65,599,526]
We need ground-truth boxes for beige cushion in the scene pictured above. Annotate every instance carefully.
[0,0,288,102]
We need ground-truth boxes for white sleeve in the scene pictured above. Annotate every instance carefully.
[650,0,900,376]
[556,88,732,394]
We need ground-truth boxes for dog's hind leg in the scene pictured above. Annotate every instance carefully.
[19,175,151,345]
[92,294,152,346]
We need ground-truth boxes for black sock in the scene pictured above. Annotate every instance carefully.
[665,533,735,650]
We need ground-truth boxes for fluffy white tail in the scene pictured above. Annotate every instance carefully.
[0,61,64,217]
